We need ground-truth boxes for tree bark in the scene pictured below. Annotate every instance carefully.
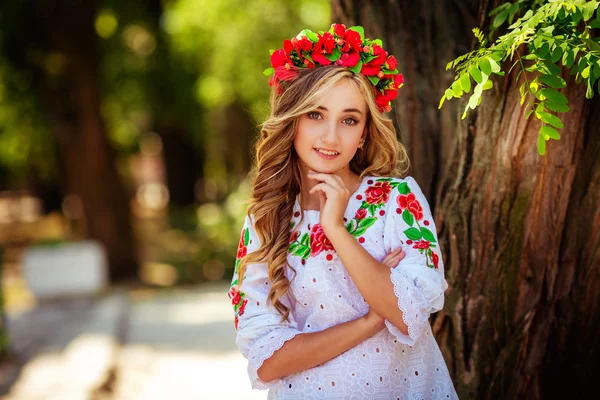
[333,1,599,398]
[35,0,138,280]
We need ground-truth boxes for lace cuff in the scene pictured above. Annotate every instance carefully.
[247,328,301,390]
[385,263,446,346]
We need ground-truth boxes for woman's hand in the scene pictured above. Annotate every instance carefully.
[381,246,406,268]
[307,171,352,236]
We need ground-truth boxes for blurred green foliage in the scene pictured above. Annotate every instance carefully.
[0,0,330,180]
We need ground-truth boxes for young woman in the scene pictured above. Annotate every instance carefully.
[229,24,459,399]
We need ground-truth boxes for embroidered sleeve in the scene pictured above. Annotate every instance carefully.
[229,214,302,390]
[382,176,449,346]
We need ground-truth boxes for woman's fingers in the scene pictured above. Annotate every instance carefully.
[382,248,405,267]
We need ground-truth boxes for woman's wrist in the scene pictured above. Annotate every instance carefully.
[360,312,386,337]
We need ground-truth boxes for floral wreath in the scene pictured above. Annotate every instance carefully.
[264,23,404,113]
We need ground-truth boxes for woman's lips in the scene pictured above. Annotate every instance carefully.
[314,148,340,160]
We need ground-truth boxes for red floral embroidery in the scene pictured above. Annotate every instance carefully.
[432,252,439,269]
[237,228,248,259]
[355,208,367,220]
[397,193,423,220]
[310,223,335,256]
[229,285,248,330]
[289,230,299,243]
[365,181,392,205]
[412,239,430,249]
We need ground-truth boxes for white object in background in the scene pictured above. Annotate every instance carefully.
[23,240,108,298]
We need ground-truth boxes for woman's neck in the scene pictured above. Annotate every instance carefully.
[299,167,362,211]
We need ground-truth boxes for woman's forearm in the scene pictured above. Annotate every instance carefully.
[326,226,409,335]
[257,314,383,383]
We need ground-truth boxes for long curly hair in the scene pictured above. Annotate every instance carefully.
[236,65,410,321]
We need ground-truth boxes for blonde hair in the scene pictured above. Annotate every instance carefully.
[236,65,409,321]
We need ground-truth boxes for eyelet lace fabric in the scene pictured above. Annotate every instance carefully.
[230,175,459,399]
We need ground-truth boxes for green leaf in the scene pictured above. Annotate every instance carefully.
[479,58,492,76]
[451,79,463,97]
[492,10,509,28]
[537,134,546,155]
[263,67,274,76]
[345,221,354,233]
[550,45,563,63]
[586,80,594,99]
[324,47,342,62]
[582,65,591,79]
[444,88,453,100]
[468,92,480,109]
[402,209,414,226]
[583,2,599,21]
[542,61,561,75]
[398,182,410,195]
[489,58,501,73]
[539,74,566,88]
[348,26,365,40]
[404,228,422,240]
[348,60,363,74]
[299,29,319,42]
[368,76,380,86]
[438,96,446,109]
[539,88,568,104]
[541,124,561,140]
[544,100,570,113]
[539,112,564,128]
[354,217,377,236]
[483,79,493,90]
[460,73,471,93]
[244,227,250,246]
[421,227,436,243]
[470,66,483,84]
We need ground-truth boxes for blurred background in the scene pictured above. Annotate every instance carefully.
[0,0,598,399]
[0,0,330,398]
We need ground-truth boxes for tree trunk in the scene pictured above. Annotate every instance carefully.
[36,0,138,280]
[333,1,599,398]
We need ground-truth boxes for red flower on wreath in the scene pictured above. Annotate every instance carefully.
[397,192,424,220]
[310,223,334,256]
[365,181,392,205]
[237,229,248,259]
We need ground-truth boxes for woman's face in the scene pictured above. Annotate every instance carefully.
[293,79,368,176]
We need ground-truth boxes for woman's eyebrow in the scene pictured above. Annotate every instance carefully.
[316,106,363,115]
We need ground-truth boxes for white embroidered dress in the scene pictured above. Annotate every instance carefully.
[229,175,459,400]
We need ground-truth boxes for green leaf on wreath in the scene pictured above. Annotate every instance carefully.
[325,47,342,62]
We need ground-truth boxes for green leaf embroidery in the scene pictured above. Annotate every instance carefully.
[421,227,437,243]
[398,182,410,195]
[402,209,414,226]
[404,227,422,240]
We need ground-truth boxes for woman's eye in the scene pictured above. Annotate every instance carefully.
[343,117,357,125]
[308,111,322,120]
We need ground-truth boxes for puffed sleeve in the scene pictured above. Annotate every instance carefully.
[382,176,449,346]
[228,214,302,390]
